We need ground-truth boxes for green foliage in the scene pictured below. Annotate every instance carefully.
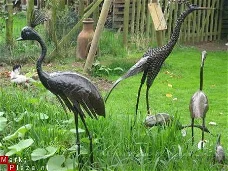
[91,60,124,77]
[99,29,127,58]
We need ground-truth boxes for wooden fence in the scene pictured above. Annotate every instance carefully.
[118,0,224,44]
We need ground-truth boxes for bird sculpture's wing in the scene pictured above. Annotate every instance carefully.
[189,91,209,118]
[46,72,105,118]
[105,56,149,102]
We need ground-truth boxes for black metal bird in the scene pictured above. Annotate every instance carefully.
[214,134,225,164]
[17,10,105,168]
[189,51,208,148]
[105,2,211,119]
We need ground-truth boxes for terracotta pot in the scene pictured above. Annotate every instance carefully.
[76,18,94,60]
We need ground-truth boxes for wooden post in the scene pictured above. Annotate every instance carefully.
[79,0,85,20]
[6,0,13,46]
[123,0,130,46]
[27,0,34,26]
[83,0,112,73]
[151,0,163,47]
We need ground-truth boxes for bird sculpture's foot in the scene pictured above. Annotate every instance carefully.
[147,109,152,115]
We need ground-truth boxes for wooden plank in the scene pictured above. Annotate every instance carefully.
[146,0,151,39]
[201,0,207,41]
[123,0,130,46]
[218,0,224,40]
[135,0,141,34]
[197,0,202,42]
[140,0,146,33]
[167,2,174,40]
[130,0,136,34]
[148,2,167,31]
[192,0,198,43]
[209,0,215,41]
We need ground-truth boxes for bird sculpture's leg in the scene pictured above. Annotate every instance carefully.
[201,118,205,149]
[135,72,147,116]
[146,85,151,115]
[78,111,94,167]
[191,118,194,145]
[72,108,82,169]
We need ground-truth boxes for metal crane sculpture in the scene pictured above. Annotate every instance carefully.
[17,10,105,167]
[189,51,208,148]
[105,1,211,119]
[214,134,225,164]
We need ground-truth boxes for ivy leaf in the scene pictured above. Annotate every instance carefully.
[0,112,4,116]
[31,146,57,161]
[70,128,85,134]
[0,117,7,132]
[14,112,27,122]
[6,138,34,156]
[3,124,32,141]
[46,155,67,171]
[38,113,49,120]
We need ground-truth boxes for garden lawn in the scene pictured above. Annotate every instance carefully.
[0,46,227,170]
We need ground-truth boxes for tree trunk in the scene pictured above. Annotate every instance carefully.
[83,0,112,73]
[27,0,34,26]
[6,0,13,47]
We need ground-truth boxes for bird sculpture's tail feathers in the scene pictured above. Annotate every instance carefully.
[30,9,47,28]
[105,56,149,102]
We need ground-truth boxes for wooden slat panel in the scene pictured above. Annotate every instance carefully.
[148,2,167,31]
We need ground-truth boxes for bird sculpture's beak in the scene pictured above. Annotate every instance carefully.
[197,7,214,10]
[16,37,23,41]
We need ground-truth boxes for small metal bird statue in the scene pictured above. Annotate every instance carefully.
[214,134,225,164]
[105,1,211,122]
[17,10,105,168]
[144,113,211,134]
[189,51,208,148]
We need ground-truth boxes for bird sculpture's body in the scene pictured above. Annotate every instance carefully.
[214,134,225,164]
[105,2,210,120]
[17,16,105,167]
[189,51,208,148]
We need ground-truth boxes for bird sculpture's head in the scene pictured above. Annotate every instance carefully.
[177,0,213,11]
[201,50,207,67]
[17,26,39,41]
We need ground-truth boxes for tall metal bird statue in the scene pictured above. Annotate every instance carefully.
[189,51,208,148]
[214,134,225,164]
[17,10,105,168]
[105,1,211,118]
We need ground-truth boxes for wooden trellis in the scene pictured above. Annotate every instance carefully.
[116,0,224,44]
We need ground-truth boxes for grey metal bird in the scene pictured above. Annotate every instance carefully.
[189,51,208,148]
[214,134,225,164]
[17,10,105,167]
[105,1,211,120]
[144,113,211,134]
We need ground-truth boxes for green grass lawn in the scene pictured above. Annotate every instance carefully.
[0,46,227,170]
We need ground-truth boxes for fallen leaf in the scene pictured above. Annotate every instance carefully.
[209,122,217,126]
[166,94,172,98]
[168,83,172,88]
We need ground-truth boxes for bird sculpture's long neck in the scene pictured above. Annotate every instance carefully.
[36,35,47,76]
[164,8,194,51]
[200,61,204,91]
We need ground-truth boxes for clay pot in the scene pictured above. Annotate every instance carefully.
[76,18,94,60]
